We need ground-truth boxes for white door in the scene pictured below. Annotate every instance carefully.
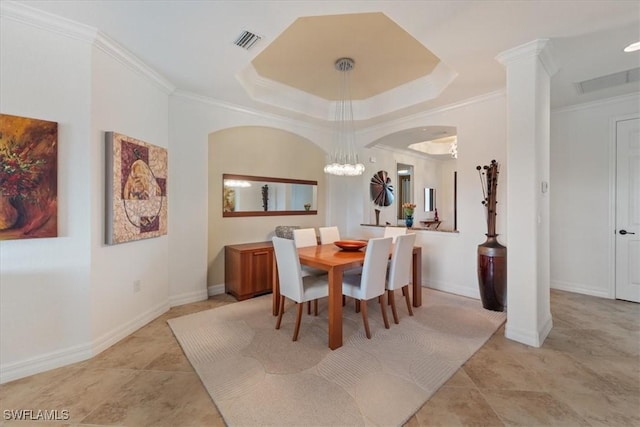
[616,117,640,302]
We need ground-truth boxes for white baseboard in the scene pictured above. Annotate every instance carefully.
[91,300,170,355]
[208,283,225,296]
[505,312,553,348]
[169,289,209,307]
[551,280,612,299]
[0,341,93,384]
[539,314,553,343]
[1,300,169,384]
[504,324,539,347]
[425,279,481,300]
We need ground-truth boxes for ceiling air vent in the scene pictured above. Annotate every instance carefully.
[233,30,262,50]
[575,67,640,94]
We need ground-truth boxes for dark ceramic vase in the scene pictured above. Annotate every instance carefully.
[405,215,413,228]
[477,235,507,311]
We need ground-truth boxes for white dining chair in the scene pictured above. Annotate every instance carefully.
[318,226,341,244]
[272,237,329,341]
[386,233,416,324]
[319,225,363,278]
[293,228,318,248]
[342,237,393,339]
[292,227,325,313]
[383,226,406,243]
[292,228,325,276]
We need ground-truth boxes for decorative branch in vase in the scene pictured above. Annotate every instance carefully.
[477,160,500,236]
[475,160,507,312]
[261,184,269,211]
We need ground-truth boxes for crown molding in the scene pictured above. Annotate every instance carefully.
[364,89,506,138]
[173,87,507,143]
[236,64,330,121]
[496,39,559,76]
[237,61,458,122]
[172,89,327,134]
[551,91,640,114]
[93,33,175,94]
[370,142,433,160]
[360,62,458,119]
[538,42,559,77]
[1,1,96,42]
[1,1,175,94]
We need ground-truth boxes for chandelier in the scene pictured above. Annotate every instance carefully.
[324,58,365,176]
[449,139,458,159]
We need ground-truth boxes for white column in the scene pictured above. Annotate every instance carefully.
[496,39,557,347]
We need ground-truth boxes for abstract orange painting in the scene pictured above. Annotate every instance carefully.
[0,113,58,240]
[105,132,167,244]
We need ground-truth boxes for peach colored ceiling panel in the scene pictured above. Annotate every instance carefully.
[251,12,440,101]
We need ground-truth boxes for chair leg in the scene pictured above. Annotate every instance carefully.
[360,300,371,339]
[402,285,414,316]
[275,295,286,329]
[355,300,361,313]
[307,301,311,315]
[314,299,318,316]
[379,293,390,329]
[293,303,304,341]
[389,289,399,324]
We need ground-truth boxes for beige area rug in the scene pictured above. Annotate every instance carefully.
[168,288,506,427]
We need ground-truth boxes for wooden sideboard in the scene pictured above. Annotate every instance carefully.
[225,241,274,300]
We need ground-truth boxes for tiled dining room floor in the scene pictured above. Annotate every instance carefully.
[1,289,638,426]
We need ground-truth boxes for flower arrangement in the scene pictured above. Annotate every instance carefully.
[402,202,416,216]
[304,203,311,211]
[0,137,46,199]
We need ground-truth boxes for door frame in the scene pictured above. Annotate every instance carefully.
[608,113,640,299]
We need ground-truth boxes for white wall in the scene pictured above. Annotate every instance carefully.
[354,148,445,229]
[169,92,508,303]
[0,14,93,382]
[168,95,331,296]
[550,93,640,298]
[355,93,508,299]
[89,46,171,351]
[207,126,327,287]
[0,8,173,382]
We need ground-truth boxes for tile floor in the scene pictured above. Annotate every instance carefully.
[1,290,638,426]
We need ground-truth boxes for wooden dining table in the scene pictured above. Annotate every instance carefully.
[271,242,422,350]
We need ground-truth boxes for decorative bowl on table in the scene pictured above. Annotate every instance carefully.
[334,240,367,252]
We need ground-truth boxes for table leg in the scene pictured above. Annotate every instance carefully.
[412,247,422,307]
[328,267,344,350]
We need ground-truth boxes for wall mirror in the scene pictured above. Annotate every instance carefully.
[424,188,435,212]
[397,163,413,221]
[223,174,317,217]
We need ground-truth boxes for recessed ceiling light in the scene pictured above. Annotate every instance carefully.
[624,41,640,53]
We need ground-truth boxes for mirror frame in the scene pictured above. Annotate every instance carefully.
[222,174,318,217]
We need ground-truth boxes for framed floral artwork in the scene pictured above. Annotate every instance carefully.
[0,113,58,240]
[105,132,167,244]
